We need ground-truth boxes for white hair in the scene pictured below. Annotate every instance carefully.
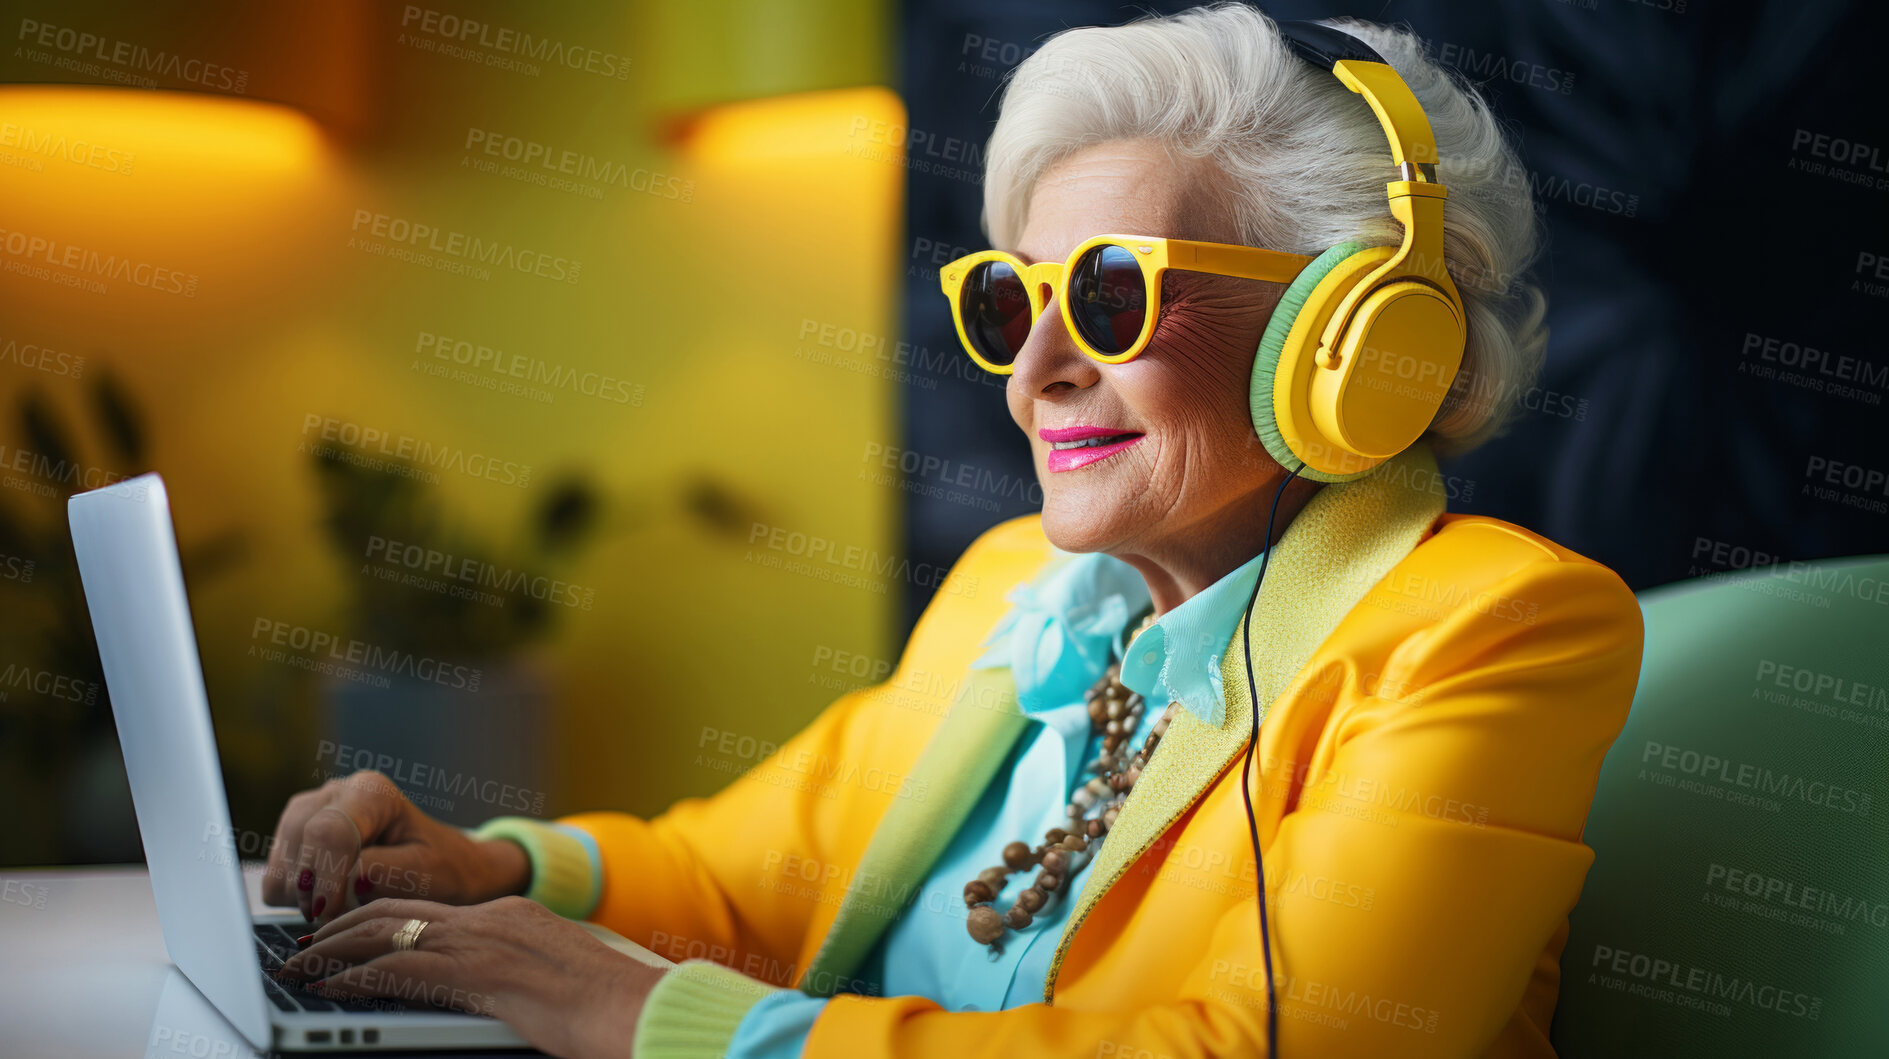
[983,2,1548,453]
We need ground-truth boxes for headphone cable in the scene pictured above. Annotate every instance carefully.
[1239,463,1300,1058]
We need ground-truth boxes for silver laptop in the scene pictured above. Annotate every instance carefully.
[68,473,665,1051]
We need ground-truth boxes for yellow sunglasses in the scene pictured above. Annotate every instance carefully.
[937,234,1315,374]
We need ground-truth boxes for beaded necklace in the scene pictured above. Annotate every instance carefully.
[963,610,1173,951]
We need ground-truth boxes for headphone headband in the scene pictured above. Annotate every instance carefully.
[1276,20,1440,175]
[1275,19,1389,68]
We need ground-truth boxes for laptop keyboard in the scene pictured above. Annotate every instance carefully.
[254,923,381,1014]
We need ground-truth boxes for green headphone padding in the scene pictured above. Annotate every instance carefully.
[1249,241,1374,483]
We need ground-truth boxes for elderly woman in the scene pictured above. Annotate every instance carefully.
[269,7,1641,1057]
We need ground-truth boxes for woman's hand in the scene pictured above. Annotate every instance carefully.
[260,769,530,926]
[279,896,665,1058]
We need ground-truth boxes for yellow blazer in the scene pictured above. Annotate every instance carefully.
[521,448,1642,1058]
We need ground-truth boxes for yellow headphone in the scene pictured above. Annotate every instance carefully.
[1252,21,1467,482]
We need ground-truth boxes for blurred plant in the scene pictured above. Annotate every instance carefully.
[0,371,244,864]
[308,440,600,659]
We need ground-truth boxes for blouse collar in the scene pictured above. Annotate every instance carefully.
[974,548,1266,728]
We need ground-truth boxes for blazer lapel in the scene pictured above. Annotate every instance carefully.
[1042,445,1448,999]
[801,664,1029,994]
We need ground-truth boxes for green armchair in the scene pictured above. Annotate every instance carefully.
[1554,557,1889,1056]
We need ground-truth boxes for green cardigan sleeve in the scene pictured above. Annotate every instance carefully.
[473,816,602,920]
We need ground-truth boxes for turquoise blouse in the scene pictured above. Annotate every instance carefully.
[726,547,1268,1057]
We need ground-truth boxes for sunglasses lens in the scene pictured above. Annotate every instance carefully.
[959,261,1032,367]
[1068,244,1147,356]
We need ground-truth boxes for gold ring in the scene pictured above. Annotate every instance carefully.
[391,918,430,952]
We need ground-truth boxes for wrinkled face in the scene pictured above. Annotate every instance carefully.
[1007,138,1292,559]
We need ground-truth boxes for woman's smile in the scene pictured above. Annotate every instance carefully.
[1038,425,1145,472]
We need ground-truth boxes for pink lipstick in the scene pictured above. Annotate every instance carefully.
[1039,425,1144,473]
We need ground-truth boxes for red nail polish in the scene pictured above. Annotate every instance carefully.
[354,874,372,896]
[296,934,314,948]
[311,979,326,990]
[312,896,326,917]
[297,869,313,891]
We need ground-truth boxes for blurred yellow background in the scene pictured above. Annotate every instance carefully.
[0,0,909,864]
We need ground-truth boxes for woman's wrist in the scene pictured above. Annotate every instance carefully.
[477,837,532,900]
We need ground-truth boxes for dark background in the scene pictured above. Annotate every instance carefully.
[895,0,1887,634]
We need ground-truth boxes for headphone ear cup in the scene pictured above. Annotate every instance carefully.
[1249,243,1376,481]
[1311,281,1465,459]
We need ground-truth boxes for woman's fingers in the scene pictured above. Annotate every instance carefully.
[260,786,330,907]
[264,770,490,917]
[280,915,407,981]
[298,771,415,926]
[308,897,448,944]
[295,805,360,924]
[312,952,495,1017]
[281,899,455,981]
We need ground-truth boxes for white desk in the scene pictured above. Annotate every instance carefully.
[0,864,541,1058]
